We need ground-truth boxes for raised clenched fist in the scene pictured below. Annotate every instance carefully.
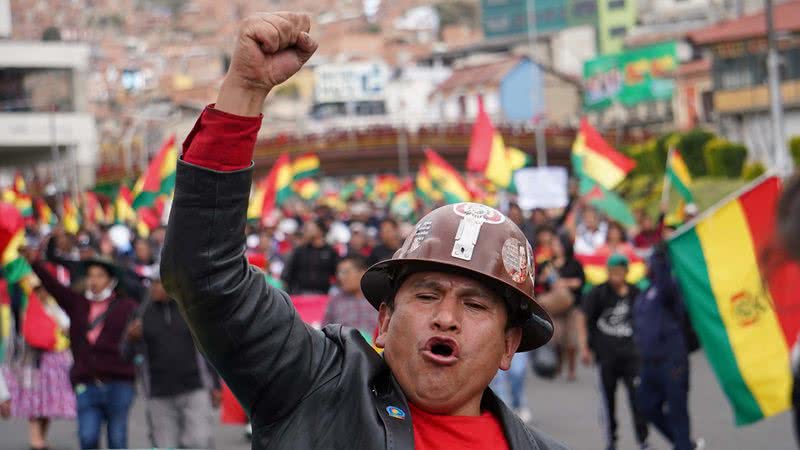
[217,12,318,116]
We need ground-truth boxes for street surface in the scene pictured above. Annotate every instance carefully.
[0,352,792,449]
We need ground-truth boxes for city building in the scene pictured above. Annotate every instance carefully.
[0,40,97,191]
[688,0,800,164]
[480,0,635,54]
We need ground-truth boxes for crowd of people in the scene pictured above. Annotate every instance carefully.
[0,175,717,450]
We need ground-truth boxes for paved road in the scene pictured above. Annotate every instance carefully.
[0,352,792,449]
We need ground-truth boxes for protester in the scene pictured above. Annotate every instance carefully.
[546,234,585,380]
[578,254,650,450]
[633,213,661,251]
[160,12,567,449]
[574,207,608,255]
[634,245,704,450]
[2,277,75,450]
[29,250,137,450]
[596,221,635,259]
[489,350,532,424]
[367,217,401,266]
[122,272,220,449]
[281,219,339,294]
[322,255,377,335]
[346,222,372,257]
[777,173,800,449]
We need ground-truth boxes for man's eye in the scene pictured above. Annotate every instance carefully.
[416,293,436,300]
[465,301,488,310]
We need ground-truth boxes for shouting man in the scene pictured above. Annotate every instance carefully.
[161,12,568,450]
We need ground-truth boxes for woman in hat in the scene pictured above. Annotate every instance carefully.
[1,276,74,450]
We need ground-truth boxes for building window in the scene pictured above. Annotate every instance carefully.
[608,0,626,9]
[573,0,598,16]
[715,55,766,90]
[609,26,627,38]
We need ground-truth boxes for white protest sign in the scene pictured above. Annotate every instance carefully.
[514,167,568,210]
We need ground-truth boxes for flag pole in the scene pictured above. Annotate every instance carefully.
[661,147,674,210]
[669,171,778,240]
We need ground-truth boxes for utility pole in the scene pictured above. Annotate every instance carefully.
[526,0,547,166]
[765,0,793,175]
[49,104,63,216]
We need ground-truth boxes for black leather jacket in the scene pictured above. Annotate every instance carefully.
[161,160,570,450]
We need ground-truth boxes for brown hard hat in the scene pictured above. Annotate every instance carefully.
[361,202,553,352]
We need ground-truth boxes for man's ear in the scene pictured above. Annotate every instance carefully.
[375,303,392,349]
[499,327,522,371]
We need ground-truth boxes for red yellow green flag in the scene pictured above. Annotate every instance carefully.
[292,178,320,201]
[62,195,81,234]
[291,153,320,180]
[415,164,442,205]
[251,154,293,225]
[132,135,178,210]
[389,178,415,218]
[572,118,636,190]
[666,149,694,202]
[83,192,106,225]
[667,176,800,425]
[423,148,471,204]
[34,198,57,226]
[374,175,401,202]
[115,185,137,224]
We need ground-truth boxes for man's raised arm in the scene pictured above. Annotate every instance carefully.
[160,12,328,422]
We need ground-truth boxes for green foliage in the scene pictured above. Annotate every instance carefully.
[676,128,714,177]
[435,1,479,28]
[703,138,748,178]
[790,136,800,167]
[742,161,766,181]
[624,139,661,176]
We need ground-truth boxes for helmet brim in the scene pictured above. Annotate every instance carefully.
[361,258,553,352]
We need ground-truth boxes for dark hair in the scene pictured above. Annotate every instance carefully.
[380,217,398,229]
[339,254,369,271]
[535,224,556,236]
[607,221,628,242]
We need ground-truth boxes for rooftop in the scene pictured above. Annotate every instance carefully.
[689,0,800,45]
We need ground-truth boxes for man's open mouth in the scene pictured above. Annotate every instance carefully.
[422,337,460,365]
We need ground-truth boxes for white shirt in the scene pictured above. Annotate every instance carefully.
[574,221,608,255]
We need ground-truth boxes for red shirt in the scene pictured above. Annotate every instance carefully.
[410,403,510,450]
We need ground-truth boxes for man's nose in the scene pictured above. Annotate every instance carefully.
[432,295,461,332]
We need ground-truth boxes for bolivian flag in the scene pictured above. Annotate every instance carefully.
[666,148,694,202]
[572,118,635,190]
[250,154,293,225]
[415,164,442,205]
[12,172,33,218]
[668,176,800,425]
[62,195,81,234]
[35,198,57,226]
[83,192,106,225]
[115,185,137,224]
[293,178,320,201]
[423,149,471,204]
[390,178,415,218]
[132,135,178,210]
[291,153,320,180]
[374,175,401,202]
[575,251,647,287]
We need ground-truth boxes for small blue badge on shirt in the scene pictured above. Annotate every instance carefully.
[386,406,406,420]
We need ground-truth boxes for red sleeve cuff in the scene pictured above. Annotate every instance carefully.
[181,104,263,171]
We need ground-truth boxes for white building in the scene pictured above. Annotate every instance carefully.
[0,41,97,190]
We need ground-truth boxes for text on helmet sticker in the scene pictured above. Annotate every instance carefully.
[451,203,506,261]
[407,220,432,254]
[502,238,530,284]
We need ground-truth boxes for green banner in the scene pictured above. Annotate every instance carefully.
[583,41,678,110]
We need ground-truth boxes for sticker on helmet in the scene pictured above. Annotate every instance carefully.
[502,238,529,284]
[407,220,432,254]
[453,203,505,224]
[451,203,506,261]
